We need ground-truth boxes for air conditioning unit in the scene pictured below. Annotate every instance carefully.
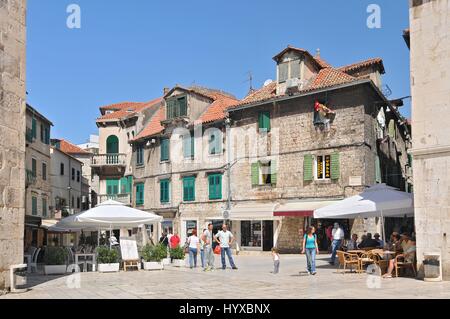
[285,78,302,95]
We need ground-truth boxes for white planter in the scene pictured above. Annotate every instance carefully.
[172,259,186,267]
[44,265,67,275]
[98,263,120,273]
[162,258,171,266]
[143,261,164,271]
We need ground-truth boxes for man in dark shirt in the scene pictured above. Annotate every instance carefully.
[159,232,169,247]
[358,233,379,249]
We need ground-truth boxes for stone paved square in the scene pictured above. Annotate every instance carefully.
[2,255,449,299]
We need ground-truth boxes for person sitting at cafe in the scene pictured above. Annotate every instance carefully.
[346,234,359,250]
[382,234,416,278]
[374,233,384,248]
[358,233,379,249]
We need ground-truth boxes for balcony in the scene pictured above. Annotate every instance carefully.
[98,193,131,206]
[26,169,36,187]
[91,153,127,177]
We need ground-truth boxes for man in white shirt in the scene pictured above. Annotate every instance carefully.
[201,223,215,271]
[214,224,238,270]
[330,222,344,265]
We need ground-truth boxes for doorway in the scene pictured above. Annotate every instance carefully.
[262,221,274,251]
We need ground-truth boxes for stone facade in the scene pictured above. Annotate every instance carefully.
[0,0,26,289]
[409,0,450,279]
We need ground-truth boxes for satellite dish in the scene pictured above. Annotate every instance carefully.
[263,79,273,87]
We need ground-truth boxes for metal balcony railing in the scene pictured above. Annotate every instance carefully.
[98,193,131,206]
[91,153,126,166]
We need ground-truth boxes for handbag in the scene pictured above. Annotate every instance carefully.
[214,245,221,255]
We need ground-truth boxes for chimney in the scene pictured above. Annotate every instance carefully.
[163,87,170,95]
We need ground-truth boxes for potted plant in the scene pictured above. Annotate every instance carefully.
[170,245,186,267]
[44,247,68,275]
[141,244,166,270]
[97,246,120,272]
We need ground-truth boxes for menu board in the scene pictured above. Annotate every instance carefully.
[120,237,139,261]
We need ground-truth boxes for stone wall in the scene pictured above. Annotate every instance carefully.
[0,0,26,289]
[409,0,450,279]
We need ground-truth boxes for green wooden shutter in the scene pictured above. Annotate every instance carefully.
[209,174,222,200]
[331,153,340,180]
[216,130,222,154]
[136,184,144,206]
[42,198,47,217]
[32,197,37,216]
[258,111,270,131]
[31,158,37,177]
[388,120,395,139]
[375,155,382,183]
[161,138,169,161]
[31,118,37,138]
[183,177,195,201]
[270,160,277,185]
[251,162,260,186]
[106,179,119,195]
[303,155,313,181]
[160,179,170,203]
[183,135,194,158]
[40,124,44,142]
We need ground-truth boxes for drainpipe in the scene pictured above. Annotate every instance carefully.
[225,119,232,219]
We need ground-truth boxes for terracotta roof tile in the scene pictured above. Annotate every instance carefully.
[99,102,145,112]
[197,95,239,124]
[52,139,90,155]
[97,98,162,122]
[338,58,385,74]
[132,107,165,141]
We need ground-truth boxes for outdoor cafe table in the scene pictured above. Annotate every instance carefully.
[347,250,366,256]
[75,253,96,272]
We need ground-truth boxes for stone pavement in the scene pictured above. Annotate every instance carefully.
[2,254,450,299]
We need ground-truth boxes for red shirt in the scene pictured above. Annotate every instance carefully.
[170,235,180,248]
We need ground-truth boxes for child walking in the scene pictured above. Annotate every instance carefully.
[271,247,280,274]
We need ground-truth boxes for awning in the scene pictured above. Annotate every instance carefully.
[229,202,280,220]
[274,200,342,217]
[25,215,42,228]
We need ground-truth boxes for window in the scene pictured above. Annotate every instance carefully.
[258,111,271,132]
[77,197,80,209]
[208,174,222,200]
[136,145,144,165]
[72,168,75,180]
[72,196,75,208]
[42,198,47,217]
[44,126,50,145]
[241,221,262,247]
[106,135,119,154]
[209,130,222,155]
[135,183,144,206]
[278,59,301,83]
[312,153,340,180]
[183,134,195,158]
[42,163,47,180]
[31,117,37,139]
[251,161,277,186]
[166,95,187,119]
[60,163,64,175]
[183,176,196,202]
[315,155,331,180]
[31,158,37,177]
[77,170,80,182]
[160,179,170,203]
[160,138,170,161]
[31,196,37,216]
[106,179,119,195]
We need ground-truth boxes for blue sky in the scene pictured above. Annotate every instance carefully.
[27,0,411,144]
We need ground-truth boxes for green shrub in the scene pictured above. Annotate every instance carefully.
[97,246,120,264]
[44,247,67,265]
[141,244,167,262]
[169,245,185,260]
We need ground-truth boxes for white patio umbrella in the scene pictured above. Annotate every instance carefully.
[53,200,163,247]
[314,184,414,240]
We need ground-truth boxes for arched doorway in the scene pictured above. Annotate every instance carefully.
[106,135,119,164]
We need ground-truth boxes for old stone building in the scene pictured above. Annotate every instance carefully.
[24,104,52,248]
[124,47,410,252]
[0,0,26,289]
[407,0,450,279]
[92,98,163,207]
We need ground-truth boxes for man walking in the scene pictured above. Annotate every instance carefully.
[202,223,215,271]
[214,224,238,270]
[330,222,344,265]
